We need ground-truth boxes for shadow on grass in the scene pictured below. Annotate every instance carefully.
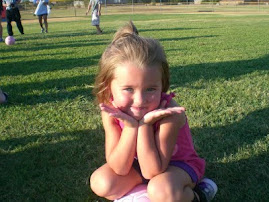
[1,53,268,107]
[139,27,203,33]
[16,29,112,41]
[0,129,106,201]
[0,109,267,201]
[211,153,268,201]
[0,54,101,76]
[191,107,269,201]
[4,74,96,105]
[169,54,269,88]
[1,39,107,55]
[159,35,218,42]
[193,107,269,159]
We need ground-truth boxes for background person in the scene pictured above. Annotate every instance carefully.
[86,0,102,35]
[3,0,24,36]
[33,0,49,33]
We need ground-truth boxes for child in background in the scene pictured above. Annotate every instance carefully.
[33,0,49,33]
[86,0,102,35]
[90,21,217,202]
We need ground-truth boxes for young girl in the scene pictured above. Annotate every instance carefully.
[33,0,49,33]
[90,21,217,202]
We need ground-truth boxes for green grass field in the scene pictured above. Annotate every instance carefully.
[0,12,268,201]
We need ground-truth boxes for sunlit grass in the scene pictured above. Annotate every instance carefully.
[0,13,268,201]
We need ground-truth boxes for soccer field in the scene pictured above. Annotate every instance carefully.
[0,12,268,201]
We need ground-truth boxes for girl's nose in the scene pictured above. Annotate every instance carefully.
[134,92,145,106]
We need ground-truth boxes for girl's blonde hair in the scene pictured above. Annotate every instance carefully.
[93,21,170,104]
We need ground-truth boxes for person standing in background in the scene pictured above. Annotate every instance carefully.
[3,0,24,36]
[86,0,102,35]
[33,0,49,33]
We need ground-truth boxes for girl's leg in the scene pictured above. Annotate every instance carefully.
[43,15,48,32]
[147,166,196,202]
[90,163,143,200]
[38,16,43,29]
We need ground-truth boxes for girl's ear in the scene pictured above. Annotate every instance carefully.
[109,95,114,102]
[108,87,113,103]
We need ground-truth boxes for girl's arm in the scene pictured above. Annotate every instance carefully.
[101,104,138,175]
[137,99,186,179]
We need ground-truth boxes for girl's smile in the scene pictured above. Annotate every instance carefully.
[110,62,163,120]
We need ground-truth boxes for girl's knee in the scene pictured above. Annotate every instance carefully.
[147,179,172,201]
[147,178,185,202]
[90,169,114,198]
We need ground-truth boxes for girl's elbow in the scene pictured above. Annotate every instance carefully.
[141,168,163,180]
[113,168,129,176]
[142,172,155,180]
[107,159,130,176]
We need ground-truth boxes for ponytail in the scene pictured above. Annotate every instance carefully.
[112,21,139,43]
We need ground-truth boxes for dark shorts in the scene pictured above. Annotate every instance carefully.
[133,159,198,184]
[37,13,48,16]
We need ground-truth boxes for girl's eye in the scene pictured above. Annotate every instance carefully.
[124,88,133,92]
[147,88,156,92]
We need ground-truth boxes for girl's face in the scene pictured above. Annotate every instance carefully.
[110,62,163,120]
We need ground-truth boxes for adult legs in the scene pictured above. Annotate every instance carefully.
[6,10,13,36]
[13,8,24,34]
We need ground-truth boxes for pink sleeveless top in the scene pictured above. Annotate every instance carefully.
[117,93,205,180]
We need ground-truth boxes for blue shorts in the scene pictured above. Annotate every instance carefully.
[132,159,198,184]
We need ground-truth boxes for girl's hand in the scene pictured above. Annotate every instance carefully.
[140,104,186,125]
[99,103,138,128]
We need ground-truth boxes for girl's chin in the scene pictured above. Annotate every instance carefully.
[127,111,147,121]
[132,115,144,121]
